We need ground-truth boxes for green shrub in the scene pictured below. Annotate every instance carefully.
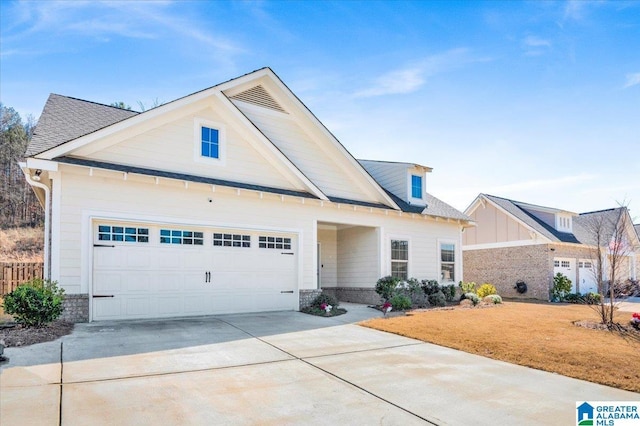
[311,293,339,308]
[375,276,401,302]
[583,292,601,305]
[421,279,440,296]
[397,278,427,307]
[563,292,582,304]
[390,294,412,311]
[483,294,502,304]
[440,284,457,302]
[459,281,476,294]
[464,292,480,306]
[2,279,65,327]
[551,273,572,302]
[476,283,497,298]
[428,290,446,307]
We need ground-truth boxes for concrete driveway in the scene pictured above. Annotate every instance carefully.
[1,303,636,425]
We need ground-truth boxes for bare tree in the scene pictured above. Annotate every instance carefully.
[578,203,638,328]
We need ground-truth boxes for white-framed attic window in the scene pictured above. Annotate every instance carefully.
[407,170,426,205]
[194,117,226,166]
[555,214,572,233]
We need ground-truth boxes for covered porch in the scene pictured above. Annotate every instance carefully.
[316,221,382,305]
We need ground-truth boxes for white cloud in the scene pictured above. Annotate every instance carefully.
[523,35,551,48]
[353,48,486,98]
[2,1,240,55]
[623,72,640,89]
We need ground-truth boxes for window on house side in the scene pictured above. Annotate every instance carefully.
[201,126,219,159]
[391,240,408,280]
[411,175,422,199]
[440,243,455,282]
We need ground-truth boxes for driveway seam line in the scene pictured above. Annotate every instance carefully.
[59,341,63,426]
[216,318,438,425]
[301,341,425,360]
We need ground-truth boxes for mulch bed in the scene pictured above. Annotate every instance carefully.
[0,321,75,348]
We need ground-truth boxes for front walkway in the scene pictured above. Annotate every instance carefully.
[1,303,636,425]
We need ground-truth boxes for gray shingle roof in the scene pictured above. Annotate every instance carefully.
[385,190,471,220]
[26,94,138,156]
[481,194,634,246]
[635,224,640,239]
[572,208,626,246]
[482,194,580,243]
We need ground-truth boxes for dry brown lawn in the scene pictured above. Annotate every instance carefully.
[362,302,640,393]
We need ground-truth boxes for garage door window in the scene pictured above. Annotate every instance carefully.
[259,236,291,250]
[98,225,149,243]
[213,233,251,248]
[160,229,204,245]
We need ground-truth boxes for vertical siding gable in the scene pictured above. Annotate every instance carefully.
[467,202,536,244]
[69,104,308,192]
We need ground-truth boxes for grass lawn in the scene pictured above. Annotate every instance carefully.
[361,302,640,393]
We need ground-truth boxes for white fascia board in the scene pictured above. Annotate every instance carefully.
[214,92,328,201]
[463,240,550,250]
[34,86,226,160]
[463,194,485,216]
[26,158,59,171]
[264,70,401,211]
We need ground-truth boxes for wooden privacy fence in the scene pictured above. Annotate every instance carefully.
[0,262,44,295]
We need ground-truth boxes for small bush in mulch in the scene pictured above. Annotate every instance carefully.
[300,293,347,317]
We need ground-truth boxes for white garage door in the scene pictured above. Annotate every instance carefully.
[92,222,298,321]
[553,258,576,293]
[578,260,598,294]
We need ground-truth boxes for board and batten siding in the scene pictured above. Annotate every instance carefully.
[463,201,532,245]
[232,100,382,203]
[74,103,304,192]
[54,164,462,296]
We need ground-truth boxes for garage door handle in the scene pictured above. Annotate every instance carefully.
[94,244,115,248]
[280,290,294,294]
[281,252,294,255]
[93,295,114,298]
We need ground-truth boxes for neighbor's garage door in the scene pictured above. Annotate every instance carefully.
[92,222,297,321]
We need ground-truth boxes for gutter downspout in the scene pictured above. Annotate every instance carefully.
[20,163,51,281]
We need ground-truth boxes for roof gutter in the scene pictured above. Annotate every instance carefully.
[20,163,51,281]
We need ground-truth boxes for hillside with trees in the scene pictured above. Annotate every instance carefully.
[1,104,44,261]
[1,104,42,228]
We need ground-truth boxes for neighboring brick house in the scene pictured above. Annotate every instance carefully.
[462,194,640,300]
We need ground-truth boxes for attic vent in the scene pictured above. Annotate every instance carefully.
[229,85,287,113]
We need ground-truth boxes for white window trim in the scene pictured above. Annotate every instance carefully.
[194,117,227,166]
[389,235,411,279]
[437,239,458,284]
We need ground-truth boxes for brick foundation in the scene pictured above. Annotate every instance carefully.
[323,287,380,305]
[61,294,89,322]
[299,289,323,309]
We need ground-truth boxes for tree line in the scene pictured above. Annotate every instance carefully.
[0,104,43,228]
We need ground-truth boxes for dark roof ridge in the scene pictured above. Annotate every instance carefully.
[579,207,621,215]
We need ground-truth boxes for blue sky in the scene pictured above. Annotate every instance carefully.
[1,0,639,218]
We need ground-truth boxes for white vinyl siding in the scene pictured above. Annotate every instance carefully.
[54,164,462,301]
[359,161,406,201]
[76,105,303,192]
[233,101,381,203]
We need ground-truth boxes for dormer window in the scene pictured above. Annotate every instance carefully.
[411,175,423,199]
[556,214,572,232]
